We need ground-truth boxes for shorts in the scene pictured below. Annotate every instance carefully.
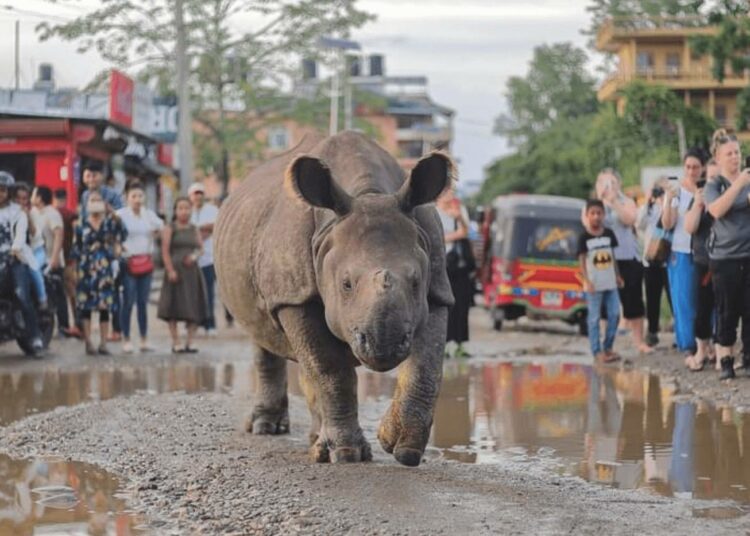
[617,259,645,320]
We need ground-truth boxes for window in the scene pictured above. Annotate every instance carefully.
[666,53,681,77]
[636,52,654,75]
[267,126,289,151]
[714,104,728,126]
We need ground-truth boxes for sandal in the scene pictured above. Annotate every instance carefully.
[171,346,185,354]
[685,354,706,372]
[183,346,199,354]
[603,350,621,363]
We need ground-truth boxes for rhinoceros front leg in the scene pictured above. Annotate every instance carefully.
[278,304,372,463]
[378,306,448,467]
[247,349,290,435]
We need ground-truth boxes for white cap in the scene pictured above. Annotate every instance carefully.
[188,183,205,195]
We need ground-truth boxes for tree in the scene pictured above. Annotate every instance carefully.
[37,0,374,188]
[689,1,750,130]
[494,43,598,147]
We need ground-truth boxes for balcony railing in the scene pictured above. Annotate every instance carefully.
[601,67,750,87]
[596,15,714,50]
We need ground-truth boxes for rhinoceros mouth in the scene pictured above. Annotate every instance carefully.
[350,331,412,372]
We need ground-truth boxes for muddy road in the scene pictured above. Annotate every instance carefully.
[1,310,750,535]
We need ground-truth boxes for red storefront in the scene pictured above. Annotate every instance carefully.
[0,116,148,210]
[0,70,173,211]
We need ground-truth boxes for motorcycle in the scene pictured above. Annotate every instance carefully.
[0,260,56,356]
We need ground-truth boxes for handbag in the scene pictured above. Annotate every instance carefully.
[126,254,154,276]
[446,238,477,273]
[644,218,672,264]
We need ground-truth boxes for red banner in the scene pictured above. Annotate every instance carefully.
[109,70,134,128]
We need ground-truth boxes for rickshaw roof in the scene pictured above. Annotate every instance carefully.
[492,194,585,220]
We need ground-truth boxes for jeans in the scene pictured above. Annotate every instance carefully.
[586,289,621,356]
[201,264,216,330]
[29,246,48,304]
[11,261,40,341]
[121,272,153,339]
[668,252,697,352]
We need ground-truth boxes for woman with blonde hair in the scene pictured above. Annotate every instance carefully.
[704,129,750,379]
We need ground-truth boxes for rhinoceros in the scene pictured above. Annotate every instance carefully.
[214,131,454,466]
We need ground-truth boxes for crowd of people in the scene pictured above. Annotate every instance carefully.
[580,128,750,381]
[0,161,222,357]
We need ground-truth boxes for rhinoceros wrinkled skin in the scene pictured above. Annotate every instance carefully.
[214,131,455,467]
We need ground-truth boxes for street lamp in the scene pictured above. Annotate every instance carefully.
[318,37,361,135]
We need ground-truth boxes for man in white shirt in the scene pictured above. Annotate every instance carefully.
[0,172,42,354]
[189,182,220,336]
[32,186,65,335]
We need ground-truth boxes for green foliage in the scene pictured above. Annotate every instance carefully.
[478,80,716,204]
[36,0,374,184]
[495,43,598,146]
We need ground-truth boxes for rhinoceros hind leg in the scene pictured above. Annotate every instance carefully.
[247,349,289,435]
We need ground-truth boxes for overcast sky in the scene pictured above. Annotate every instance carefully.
[0,0,595,193]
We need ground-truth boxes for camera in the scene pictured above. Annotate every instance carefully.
[651,186,664,198]
[696,179,706,189]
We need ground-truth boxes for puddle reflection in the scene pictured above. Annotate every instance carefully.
[420,362,750,505]
[4,358,750,507]
[0,361,253,426]
[0,454,143,535]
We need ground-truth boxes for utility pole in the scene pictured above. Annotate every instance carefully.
[344,61,353,131]
[319,37,360,136]
[329,49,341,136]
[175,0,194,194]
[14,20,20,90]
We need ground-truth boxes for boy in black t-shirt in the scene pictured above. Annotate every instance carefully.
[578,199,624,363]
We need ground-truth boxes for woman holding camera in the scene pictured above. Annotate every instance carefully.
[662,148,705,354]
[637,178,672,346]
[704,129,750,380]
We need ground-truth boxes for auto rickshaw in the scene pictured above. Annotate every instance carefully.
[479,194,587,333]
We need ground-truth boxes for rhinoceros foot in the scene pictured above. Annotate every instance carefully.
[246,408,290,435]
[310,429,372,464]
[378,403,427,467]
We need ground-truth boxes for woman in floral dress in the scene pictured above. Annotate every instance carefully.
[71,192,127,355]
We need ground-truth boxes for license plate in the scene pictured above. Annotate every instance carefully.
[541,291,562,307]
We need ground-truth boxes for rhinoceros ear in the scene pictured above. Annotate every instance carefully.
[397,152,455,211]
[285,155,352,216]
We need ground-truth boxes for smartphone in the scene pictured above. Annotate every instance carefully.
[668,176,679,181]
[696,179,706,189]
[745,155,750,169]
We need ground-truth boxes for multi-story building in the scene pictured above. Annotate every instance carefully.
[596,15,750,139]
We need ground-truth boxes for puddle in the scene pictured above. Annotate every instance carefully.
[4,356,750,510]
[0,360,253,426]
[0,453,144,535]
[404,361,750,506]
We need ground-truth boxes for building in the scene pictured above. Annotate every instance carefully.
[295,54,454,170]
[0,67,175,212]
[596,15,750,139]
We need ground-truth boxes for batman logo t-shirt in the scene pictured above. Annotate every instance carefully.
[577,228,619,291]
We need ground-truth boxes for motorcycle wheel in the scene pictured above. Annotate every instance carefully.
[16,310,54,357]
